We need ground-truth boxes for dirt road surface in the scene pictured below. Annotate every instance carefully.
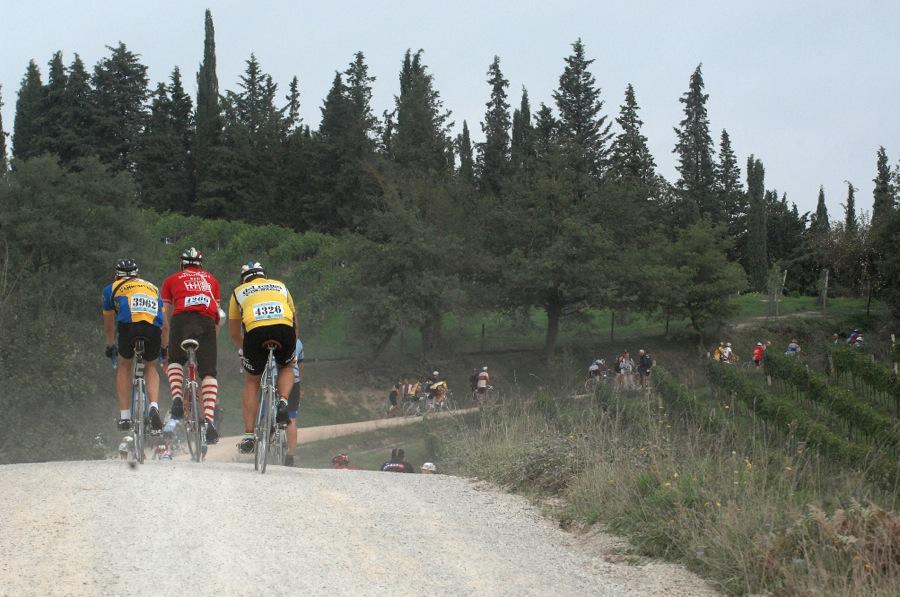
[0,460,716,596]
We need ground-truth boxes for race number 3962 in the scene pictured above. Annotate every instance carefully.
[130,294,158,315]
[252,302,283,321]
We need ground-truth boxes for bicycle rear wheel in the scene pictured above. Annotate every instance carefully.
[187,382,203,462]
[132,379,146,464]
[271,427,287,466]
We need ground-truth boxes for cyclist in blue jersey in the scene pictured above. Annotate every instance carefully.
[101,259,165,432]
[283,338,304,467]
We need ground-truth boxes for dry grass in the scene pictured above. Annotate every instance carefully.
[440,385,900,595]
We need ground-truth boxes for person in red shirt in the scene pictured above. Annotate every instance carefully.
[161,248,222,443]
[752,342,764,368]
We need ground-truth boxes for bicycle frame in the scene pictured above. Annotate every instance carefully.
[130,339,147,464]
[254,346,279,473]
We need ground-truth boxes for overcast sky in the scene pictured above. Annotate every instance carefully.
[2,0,898,217]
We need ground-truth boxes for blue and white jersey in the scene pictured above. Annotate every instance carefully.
[293,339,305,383]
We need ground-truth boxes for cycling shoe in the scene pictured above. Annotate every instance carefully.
[170,397,184,419]
[148,406,163,431]
[284,454,295,467]
[117,418,132,431]
[238,435,255,454]
[204,420,219,445]
[276,398,289,424]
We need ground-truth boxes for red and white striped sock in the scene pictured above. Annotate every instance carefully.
[166,363,184,404]
[201,376,218,423]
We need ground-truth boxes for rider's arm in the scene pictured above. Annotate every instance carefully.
[103,310,116,346]
[228,318,243,348]
[161,302,172,347]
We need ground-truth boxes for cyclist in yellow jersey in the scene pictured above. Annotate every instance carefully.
[228,262,299,455]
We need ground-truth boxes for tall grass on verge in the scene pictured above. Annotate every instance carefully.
[440,376,900,596]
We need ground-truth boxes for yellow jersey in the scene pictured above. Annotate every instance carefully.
[228,277,295,332]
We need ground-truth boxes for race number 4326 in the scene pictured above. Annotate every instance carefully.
[252,302,283,320]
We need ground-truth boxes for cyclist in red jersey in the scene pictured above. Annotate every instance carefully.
[161,248,222,444]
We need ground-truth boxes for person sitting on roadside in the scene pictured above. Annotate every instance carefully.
[752,342,764,367]
[381,448,416,473]
[421,462,437,474]
[332,453,354,470]
[785,339,801,356]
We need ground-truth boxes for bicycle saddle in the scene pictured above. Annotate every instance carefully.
[180,338,200,351]
[262,340,282,351]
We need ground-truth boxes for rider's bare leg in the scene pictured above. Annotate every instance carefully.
[277,366,294,403]
[287,419,297,456]
[241,374,262,433]
[116,357,132,411]
[145,362,160,405]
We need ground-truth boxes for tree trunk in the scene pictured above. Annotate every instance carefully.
[421,314,442,355]
[543,302,561,361]
[610,311,615,342]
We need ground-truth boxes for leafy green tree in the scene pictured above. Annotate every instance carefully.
[509,87,533,171]
[745,155,768,289]
[134,68,194,212]
[392,49,453,173]
[765,191,806,265]
[0,85,7,174]
[456,120,474,184]
[608,83,656,185]
[714,129,746,254]
[90,42,149,171]
[12,60,44,160]
[194,9,226,215]
[552,39,613,179]
[843,181,858,235]
[56,54,96,163]
[871,146,895,234]
[673,64,716,224]
[477,56,510,194]
[810,186,830,234]
[656,221,747,342]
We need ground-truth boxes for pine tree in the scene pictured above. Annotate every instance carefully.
[344,52,379,148]
[0,85,7,174]
[194,9,225,212]
[509,87,533,171]
[871,146,895,233]
[457,120,474,184]
[673,64,716,223]
[714,129,746,253]
[476,56,511,194]
[38,51,69,157]
[392,49,453,173]
[608,84,656,184]
[57,54,96,163]
[843,181,858,235]
[285,76,302,133]
[12,60,44,160]
[533,103,557,159]
[810,186,830,234]
[745,155,768,289]
[552,39,612,178]
[90,42,149,170]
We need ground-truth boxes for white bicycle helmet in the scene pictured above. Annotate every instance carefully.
[181,247,203,267]
[240,261,265,283]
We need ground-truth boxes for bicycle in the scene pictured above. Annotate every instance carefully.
[403,394,425,417]
[129,338,149,464]
[255,339,285,473]
[180,339,207,462]
[472,385,497,406]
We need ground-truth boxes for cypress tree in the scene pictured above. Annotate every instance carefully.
[608,83,656,184]
[745,155,768,289]
[393,49,453,173]
[533,103,557,159]
[871,146,895,233]
[194,9,225,210]
[673,64,716,223]
[843,181,858,235]
[457,120,474,184]
[285,76,302,133]
[477,56,511,194]
[510,87,533,171]
[811,186,830,234]
[344,51,379,148]
[714,129,746,253]
[39,51,68,157]
[552,38,612,178]
[12,60,44,160]
[0,85,7,174]
[90,42,149,171]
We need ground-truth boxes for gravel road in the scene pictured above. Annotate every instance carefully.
[0,460,716,596]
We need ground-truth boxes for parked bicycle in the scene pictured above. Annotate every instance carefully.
[254,339,287,473]
[180,338,207,462]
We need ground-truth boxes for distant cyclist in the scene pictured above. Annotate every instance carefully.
[228,262,299,455]
[161,248,222,444]
[637,350,653,386]
[476,367,491,396]
[785,339,801,356]
[102,259,164,432]
[283,338,305,466]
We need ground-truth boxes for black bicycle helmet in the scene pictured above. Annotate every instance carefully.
[240,261,265,283]
[115,258,138,277]
[181,247,203,267]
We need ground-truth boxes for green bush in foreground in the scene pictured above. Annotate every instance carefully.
[440,380,899,595]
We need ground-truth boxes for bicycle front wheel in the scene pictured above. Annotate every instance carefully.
[255,387,272,474]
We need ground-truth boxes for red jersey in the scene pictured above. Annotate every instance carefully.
[753,346,764,361]
[161,267,221,322]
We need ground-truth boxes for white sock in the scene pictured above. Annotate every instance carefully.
[120,409,130,419]
[150,401,159,411]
